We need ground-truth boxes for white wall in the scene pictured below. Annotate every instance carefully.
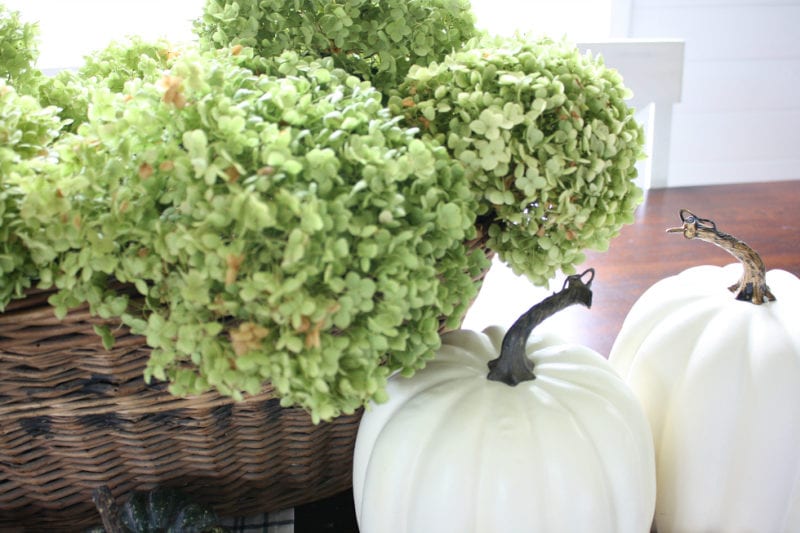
[471,0,617,40]
[626,0,800,186]
[3,0,204,70]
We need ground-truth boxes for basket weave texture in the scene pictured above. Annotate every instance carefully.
[0,289,361,531]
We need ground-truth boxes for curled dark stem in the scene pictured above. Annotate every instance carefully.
[92,486,123,533]
[667,208,775,304]
[487,268,595,386]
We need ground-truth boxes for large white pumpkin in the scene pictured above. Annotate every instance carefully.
[353,271,656,533]
[610,210,800,532]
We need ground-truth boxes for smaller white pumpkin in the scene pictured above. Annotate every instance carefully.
[610,209,800,533]
[353,270,656,533]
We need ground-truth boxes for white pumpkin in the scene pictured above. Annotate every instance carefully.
[353,270,656,533]
[609,210,800,533]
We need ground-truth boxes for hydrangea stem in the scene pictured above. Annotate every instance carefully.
[487,268,595,386]
[667,208,776,304]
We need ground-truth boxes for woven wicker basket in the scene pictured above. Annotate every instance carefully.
[0,234,493,530]
[0,289,364,531]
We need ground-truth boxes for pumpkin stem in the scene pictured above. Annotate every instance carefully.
[666,208,776,304]
[92,485,124,533]
[487,268,595,386]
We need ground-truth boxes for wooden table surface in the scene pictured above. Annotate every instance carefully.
[552,178,800,357]
[294,179,800,533]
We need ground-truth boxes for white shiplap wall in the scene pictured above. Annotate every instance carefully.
[626,0,800,186]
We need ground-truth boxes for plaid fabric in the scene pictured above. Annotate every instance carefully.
[219,508,294,533]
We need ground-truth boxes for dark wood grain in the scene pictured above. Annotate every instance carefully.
[295,179,800,533]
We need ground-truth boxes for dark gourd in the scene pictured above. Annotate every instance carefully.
[91,486,226,533]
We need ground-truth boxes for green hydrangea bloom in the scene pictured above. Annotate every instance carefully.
[0,3,44,95]
[17,50,486,421]
[391,35,646,285]
[0,81,63,307]
[37,36,179,133]
[194,0,479,95]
